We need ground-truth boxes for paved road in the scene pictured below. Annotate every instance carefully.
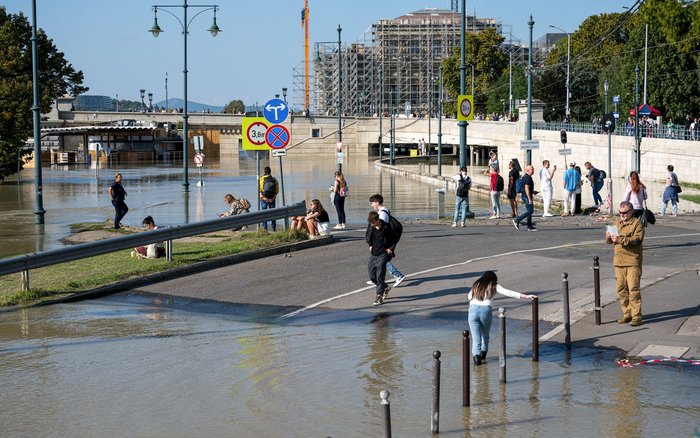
[129,212,700,359]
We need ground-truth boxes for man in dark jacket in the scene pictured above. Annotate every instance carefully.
[365,211,398,305]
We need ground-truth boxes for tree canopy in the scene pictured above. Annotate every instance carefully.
[223,99,245,114]
[0,7,86,181]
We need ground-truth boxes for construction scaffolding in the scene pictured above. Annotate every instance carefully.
[297,9,500,117]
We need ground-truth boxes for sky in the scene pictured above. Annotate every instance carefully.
[3,0,636,108]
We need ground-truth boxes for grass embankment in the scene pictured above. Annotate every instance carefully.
[0,227,307,307]
[680,181,700,205]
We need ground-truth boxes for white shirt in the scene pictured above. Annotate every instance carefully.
[378,206,390,223]
[540,167,553,190]
[468,284,522,307]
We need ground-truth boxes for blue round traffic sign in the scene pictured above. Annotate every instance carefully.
[265,124,290,149]
[263,98,289,125]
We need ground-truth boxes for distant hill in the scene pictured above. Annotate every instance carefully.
[155,99,224,113]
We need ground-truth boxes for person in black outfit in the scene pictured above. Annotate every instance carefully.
[365,210,398,305]
[513,165,537,231]
[108,172,128,229]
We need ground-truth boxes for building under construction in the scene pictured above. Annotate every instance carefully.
[295,8,503,117]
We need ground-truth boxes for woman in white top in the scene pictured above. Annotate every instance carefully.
[468,271,536,365]
[622,171,647,218]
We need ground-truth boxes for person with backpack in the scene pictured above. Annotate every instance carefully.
[368,194,406,289]
[219,194,251,231]
[365,210,398,306]
[259,166,279,231]
[584,162,605,210]
[506,160,520,218]
[488,167,503,219]
[452,166,471,227]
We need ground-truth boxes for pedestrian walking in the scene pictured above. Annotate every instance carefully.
[368,194,406,287]
[562,162,579,216]
[539,160,556,217]
[605,201,645,327]
[108,172,128,229]
[259,166,279,231]
[330,170,348,229]
[574,165,583,215]
[659,164,681,217]
[506,160,520,217]
[452,167,472,226]
[513,165,537,231]
[488,167,502,219]
[467,271,536,365]
[366,210,398,306]
[584,162,605,210]
[622,171,647,218]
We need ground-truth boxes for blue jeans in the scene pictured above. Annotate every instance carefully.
[111,199,128,228]
[468,304,493,356]
[515,196,534,228]
[387,260,402,278]
[592,180,604,206]
[453,195,469,223]
[260,199,276,231]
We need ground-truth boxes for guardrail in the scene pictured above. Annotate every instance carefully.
[534,120,699,140]
[0,201,307,291]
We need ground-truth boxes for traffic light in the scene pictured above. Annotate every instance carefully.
[560,129,567,144]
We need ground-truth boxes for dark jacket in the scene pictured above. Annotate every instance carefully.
[365,220,398,257]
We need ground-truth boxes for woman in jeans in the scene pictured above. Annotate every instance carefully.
[330,171,348,229]
[622,171,647,218]
[468,271,536,365]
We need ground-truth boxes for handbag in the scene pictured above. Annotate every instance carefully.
[641,203,655,227]
[676,185,682,193]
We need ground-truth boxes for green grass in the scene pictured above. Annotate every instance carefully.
[0,229,307,307]
[680,181,700,190]
[680,194,700,205]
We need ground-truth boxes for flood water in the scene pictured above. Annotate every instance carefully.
[1,156,699,437]
[0,155,487,258]
[1,295,698,437]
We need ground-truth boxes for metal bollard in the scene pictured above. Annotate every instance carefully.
[593,256,601,326]
[166,239,173,262]
[21,270,30,292]
[462,330,470,407]
[562,273,571,345]
[380,390,392,438]
[499,308,506,384]
[436,187,446,219]
[431,350,441,434]
[532,297,539,362]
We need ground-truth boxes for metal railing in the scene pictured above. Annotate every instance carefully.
[533,121,700,141]
[0,201,307,290]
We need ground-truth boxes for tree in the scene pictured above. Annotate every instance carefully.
[223,99,245,114]
[0,7,87,181]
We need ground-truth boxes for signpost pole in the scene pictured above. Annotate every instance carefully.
[279,154,288,229]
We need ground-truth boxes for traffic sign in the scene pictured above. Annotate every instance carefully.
[271,149,287,157]
[519,139,540,150]
[194,152,205,167]
[602,113,616,133]
[457,95,474,121]
[613,95,620,104]
[242,117,269,150]
[558,148,572,156]
[263,98,289,125]
[265,124,290,149]
[192,135,204,152]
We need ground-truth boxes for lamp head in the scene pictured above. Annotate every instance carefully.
[208,8,221,37]
[140,89,146,99]
[149,9,162,37]
[604,79,609,93]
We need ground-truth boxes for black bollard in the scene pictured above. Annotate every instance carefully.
[499,308,506,384]
[380,390,392,438]
[532,297,539,362]
[562,273,571,345]
[431,350,441,434]
[593,256,601,326]
[462,330,470,407]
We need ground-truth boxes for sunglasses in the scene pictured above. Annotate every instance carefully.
[618,210,631,215]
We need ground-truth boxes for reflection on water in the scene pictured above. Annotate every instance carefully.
[0,156,489,257]
[0,297,698,437]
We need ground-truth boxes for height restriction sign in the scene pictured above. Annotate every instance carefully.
[457,95,474,121]
[242,117,270,150]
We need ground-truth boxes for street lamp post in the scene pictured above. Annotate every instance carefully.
[149,0,221,190]
[634,65,640,173]
[337,24,343,173]
[458,0,467,170]
[549,25,570,119]
[148,92,153,111]
[282,87,288,104]
[604,79,613,214]
[140,89,146,112]
[31,0,45,224]
[437,64,443,176]
[526,15,534,166]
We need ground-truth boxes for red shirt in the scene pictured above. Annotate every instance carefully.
[490,172,498,191]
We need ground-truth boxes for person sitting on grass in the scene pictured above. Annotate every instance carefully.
[133,216,165,259]
[290,199,330,239]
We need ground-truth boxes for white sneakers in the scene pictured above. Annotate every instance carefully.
[367,275,406,287]
[334,224,345,229]
[542,213,553,217]
[451,222,457,227]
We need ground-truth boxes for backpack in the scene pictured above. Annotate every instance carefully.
[383,209,403,243]
[240,198,251,211]
[456,176,471,197]
[515,176,525,194]
[598,169,607,180]
[496,175,505,192]
[262,176,276,199]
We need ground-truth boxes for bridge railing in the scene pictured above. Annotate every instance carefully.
[533,121,698,140]
[0,201,307,291]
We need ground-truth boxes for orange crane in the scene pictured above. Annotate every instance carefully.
[301,0,309,112]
